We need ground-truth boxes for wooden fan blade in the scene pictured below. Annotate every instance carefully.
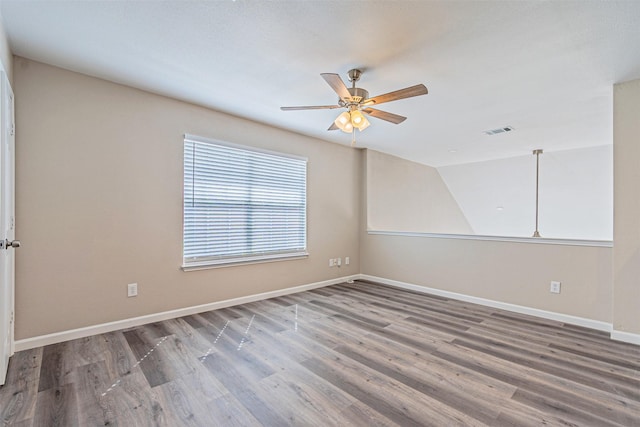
[328,122,339,131]
[321,73,352,103]
[363,84,428,106]
[362,108,407,124]
[281,105,342,111]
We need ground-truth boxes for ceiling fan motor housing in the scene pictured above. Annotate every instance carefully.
[346,87,369,104]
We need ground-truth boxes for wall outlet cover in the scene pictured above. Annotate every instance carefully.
[128,283,138,297]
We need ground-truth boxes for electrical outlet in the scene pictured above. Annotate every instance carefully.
[128,283,138,297]
[550,281,561,294]
[329,258,335,267]
[337,257,342,267]
[345,256,350,265]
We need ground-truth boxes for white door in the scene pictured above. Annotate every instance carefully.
[0,70,16,385]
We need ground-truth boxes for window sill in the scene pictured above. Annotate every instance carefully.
[182,252,309,271]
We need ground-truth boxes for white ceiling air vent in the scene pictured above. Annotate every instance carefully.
[484,126,514,135]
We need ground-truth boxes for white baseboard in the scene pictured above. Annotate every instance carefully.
[14,273,640,350]
[359,274,614,333]
[15,274,359,351]
[362,275,640,345]
[611,329,640,345]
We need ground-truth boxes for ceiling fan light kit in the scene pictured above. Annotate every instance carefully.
[281,68,428,143]
[335,109,370,133]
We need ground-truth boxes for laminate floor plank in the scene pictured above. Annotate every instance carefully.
[206,392,262,427]
[109,368,168,427]
[180,314,209,330]
[340,282,496,319]
[32,384,80,427]
[452,337,640,401]
[479,316,612,348]
[332,343,502,424]
[354,280,451,302]
[2,280,638,426]
[0,348,42,425]
[154,377,221,427]
[161,318,217,359]
[198,309,240,327]
[266,296,295,307]
[342,286,488,323]
[548,341,640,368]
[489,310,621,345]
[37,343,71,393]
[74,361,120,426]
[482,316,640,359]
[202,347,274,391]
[335,333,529,424]
[433,343,640,425]
[100,331,138,380]
[325,325,518,402]
[338,402,402,427]
[331,313,442,354]
[300,355,483,427]
[122,329,175,388]
[319,292,419,324]
[178,332,277,425]
[510,388,624,427]
[224,305,291,334]
[240,330,359,415]
[467,325,640,380]
[308,299,392,328]
[249,372,352,426]
[402,312,640,398]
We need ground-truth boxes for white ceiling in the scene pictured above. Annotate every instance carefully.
[1,0,639,167]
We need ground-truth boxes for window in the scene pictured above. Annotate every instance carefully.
[183,134,307,269]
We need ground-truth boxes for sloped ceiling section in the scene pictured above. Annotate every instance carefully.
[366,149,473,234]
[1,1,640,166]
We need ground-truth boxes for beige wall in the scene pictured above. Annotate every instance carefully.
[613,78,640,335]
[13,55,636,341]
[360,132,614,324]
[361,233,612,322]
[366,149,472,234]
[14,58,361,339]
[0,10,12,82]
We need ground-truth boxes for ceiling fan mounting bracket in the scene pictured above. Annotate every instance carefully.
[347,68,363,84]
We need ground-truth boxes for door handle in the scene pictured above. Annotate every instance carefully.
[2,239,20,249]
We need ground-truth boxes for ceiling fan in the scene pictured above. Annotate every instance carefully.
[281,68,428,139]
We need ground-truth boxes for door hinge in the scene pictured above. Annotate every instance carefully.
[10,312,13,323]
[10,123,14,136]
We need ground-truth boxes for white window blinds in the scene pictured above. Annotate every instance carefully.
[183,135,307,268]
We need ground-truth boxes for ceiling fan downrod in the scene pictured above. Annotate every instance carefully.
[344,69,369,106]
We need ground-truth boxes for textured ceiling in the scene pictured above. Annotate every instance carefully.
[1,0,639,166]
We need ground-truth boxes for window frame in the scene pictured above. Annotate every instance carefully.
[182,134,308,270]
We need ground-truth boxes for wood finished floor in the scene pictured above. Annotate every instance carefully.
[1,280,639,426]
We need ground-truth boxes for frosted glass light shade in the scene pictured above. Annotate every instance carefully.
[356,115,370,131]
[334,111,352,133]
[334,110,370,133]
